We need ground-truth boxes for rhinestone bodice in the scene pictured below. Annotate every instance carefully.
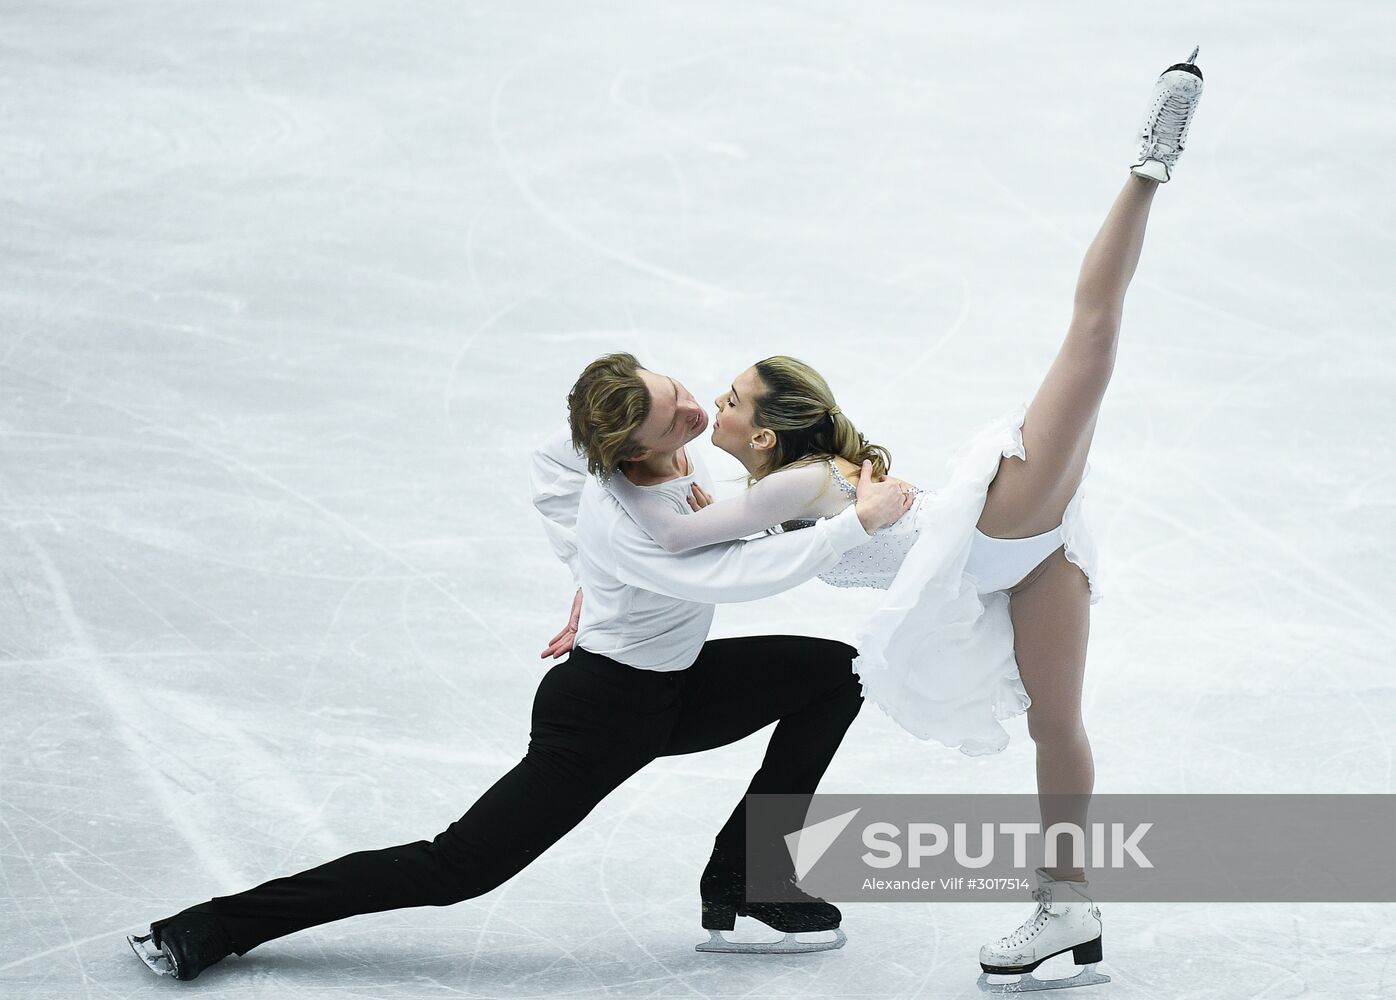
[778,461,927,590]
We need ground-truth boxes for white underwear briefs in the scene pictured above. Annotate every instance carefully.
[963,525,1066,594]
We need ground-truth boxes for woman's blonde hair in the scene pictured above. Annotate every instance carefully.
[748,355,891,485]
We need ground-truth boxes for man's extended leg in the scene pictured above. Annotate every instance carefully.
[141,651,682,977]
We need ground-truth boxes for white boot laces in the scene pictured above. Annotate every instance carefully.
[1144,79,1199,160]
[1001,883,1053,949]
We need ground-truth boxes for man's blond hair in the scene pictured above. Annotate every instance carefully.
[567,353,651,477]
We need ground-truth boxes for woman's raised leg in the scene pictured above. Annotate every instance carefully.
[978,174,1159,539]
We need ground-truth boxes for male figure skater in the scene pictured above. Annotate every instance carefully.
[128,352,911,980]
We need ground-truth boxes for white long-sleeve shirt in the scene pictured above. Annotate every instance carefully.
[528,427,872,670]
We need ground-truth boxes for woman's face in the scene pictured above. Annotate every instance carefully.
[711,366,766,457]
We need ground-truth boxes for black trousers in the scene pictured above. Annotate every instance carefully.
[166,635,863,955]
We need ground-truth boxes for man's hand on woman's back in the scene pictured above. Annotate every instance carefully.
[855,460,915,534]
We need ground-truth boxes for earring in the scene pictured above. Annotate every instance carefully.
[747,443,756,449]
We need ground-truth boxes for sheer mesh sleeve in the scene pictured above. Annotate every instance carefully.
[606,461,850,553]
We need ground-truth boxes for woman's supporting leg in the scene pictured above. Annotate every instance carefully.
[978,175,1159,539]
[1006,548,1094,881]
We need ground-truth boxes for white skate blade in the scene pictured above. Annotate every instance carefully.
[127,933,176,977]
[695,927,847,955]
[977,963,1110,993]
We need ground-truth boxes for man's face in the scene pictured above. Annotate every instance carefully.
[627,368,709,460]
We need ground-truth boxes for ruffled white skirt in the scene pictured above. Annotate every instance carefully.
[852,403,1102,757]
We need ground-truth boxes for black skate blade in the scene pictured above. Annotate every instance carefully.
[978,963,1110,994]
[696,927,847,955]
[127,933,176,977]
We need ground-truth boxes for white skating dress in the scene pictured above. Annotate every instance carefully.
[605,404,1102,756]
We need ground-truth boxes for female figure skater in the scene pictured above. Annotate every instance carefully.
[603,49,1205,993]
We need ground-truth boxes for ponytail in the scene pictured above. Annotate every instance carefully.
[828,408,891,480]
[748,356,892,486]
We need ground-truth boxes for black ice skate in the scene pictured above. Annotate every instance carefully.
[696,852,847,955]
[126,911,233,981]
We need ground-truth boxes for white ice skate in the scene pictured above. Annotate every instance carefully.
[1130,46,1204,183]
[976,868,1109,994]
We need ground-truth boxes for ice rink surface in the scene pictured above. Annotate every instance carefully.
[2,0,1393,997]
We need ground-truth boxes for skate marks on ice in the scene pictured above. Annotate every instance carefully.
[4,0,1396,998]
